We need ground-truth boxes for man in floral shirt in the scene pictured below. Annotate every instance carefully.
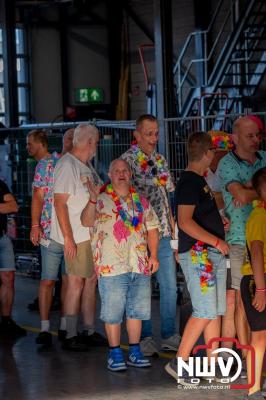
[81,159,159,371]
[29,129,73,346]
[121,114,180,356]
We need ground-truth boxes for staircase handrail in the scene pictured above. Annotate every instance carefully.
[174,0,258,114]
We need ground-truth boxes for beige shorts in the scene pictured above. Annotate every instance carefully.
[228,244,245,290]
[65,240,94,278]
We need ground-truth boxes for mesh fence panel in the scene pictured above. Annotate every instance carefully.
[2,113,265,254]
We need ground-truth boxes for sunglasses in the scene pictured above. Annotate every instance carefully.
[147,160,158,176]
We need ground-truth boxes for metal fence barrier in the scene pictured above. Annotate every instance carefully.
[1,112,266,255]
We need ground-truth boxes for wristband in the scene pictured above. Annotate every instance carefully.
[214,238,219,248]
[256,288,266,292]
[89,199,97,205]
[31,224,39,228]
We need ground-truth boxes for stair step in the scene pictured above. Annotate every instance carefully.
[245,24,266,28]
[233,49,266,54]
[224,72,263,75]
[218,84,256,88]
[251,12,266,16]
[229,59,266,63]
[244,36,266,40]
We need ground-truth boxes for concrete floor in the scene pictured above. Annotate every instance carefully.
[0,275,256,400]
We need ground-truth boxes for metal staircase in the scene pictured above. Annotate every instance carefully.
[174,0,266,126]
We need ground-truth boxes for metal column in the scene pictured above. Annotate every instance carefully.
[153,0,176,157]
[59,6,69,121]
[1,0,19,127]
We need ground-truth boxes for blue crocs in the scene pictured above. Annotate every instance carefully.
[107,348,127,372]
[127,344,152,368]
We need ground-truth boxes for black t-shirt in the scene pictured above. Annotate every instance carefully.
[0,180,11,234]
[175,171,224,253]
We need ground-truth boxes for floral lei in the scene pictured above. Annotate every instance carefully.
[106,184,143,232]
[131,141,170,186]
[191,241,215,294]
[208,131,234,151]
[253,200,266,209]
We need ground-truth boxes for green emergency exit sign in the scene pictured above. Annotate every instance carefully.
[75,88,104,104]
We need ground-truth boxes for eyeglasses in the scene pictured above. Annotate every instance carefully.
[147,159,158,176]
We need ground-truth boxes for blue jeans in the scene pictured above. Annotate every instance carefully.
[141,236,177,339]
[0,235,15,271]
[179,248,226,319]
[98,272,151,324]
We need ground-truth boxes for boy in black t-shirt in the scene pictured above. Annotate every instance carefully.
[165,132,229,385]
[0,179,26,337]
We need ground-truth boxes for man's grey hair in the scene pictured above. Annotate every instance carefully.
[73,124,99,147]
[108,158,131,173]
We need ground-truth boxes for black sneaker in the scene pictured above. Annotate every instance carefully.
[62,336,89,352]
[80,331,108,347]
[165,357,199,387]
[36,331,52,346]
[241,359,247,379]
[58,329,67,342]
[0,319,27,337]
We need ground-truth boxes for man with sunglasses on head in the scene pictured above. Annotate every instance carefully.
[121,114,180,356]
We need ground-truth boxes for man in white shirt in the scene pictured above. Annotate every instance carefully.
[51,124,105,351]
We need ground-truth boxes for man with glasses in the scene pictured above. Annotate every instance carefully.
[121,114,180,356]
[217,115,266,375]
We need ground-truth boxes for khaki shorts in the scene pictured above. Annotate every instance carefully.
[228,244,245,290]
[65,240,94,278]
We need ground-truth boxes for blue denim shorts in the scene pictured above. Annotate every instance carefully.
[98,272,151,324]
[179,248,227,319]
[0,235,15,271]
[40,239,65,280]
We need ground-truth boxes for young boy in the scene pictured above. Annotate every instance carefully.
[165,131,229,385]
[241,167,266,400]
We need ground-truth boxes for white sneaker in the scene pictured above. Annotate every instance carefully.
[140,337,159,356]
[161,333,181,351]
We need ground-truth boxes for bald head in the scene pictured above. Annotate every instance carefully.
[232,116,261,155]
[233,116,260,136]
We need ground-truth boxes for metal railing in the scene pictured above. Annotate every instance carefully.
[173,0,264,116]
[2,112,266,254]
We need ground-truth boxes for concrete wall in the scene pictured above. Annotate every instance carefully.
[31,27,62,123]
[30,5,109,123]
[128,0,195,119]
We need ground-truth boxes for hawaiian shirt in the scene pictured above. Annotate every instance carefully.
[217,150,266,245]
[91,192,159,277]
[32,152,60,239]
[121,146,175,237]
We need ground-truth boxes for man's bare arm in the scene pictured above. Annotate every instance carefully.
[227,182,258,205]
[147,228,159,273]
[54,193,76,260]
[178,205,229,255]
[30,188,44,246]
[0,193,18,214]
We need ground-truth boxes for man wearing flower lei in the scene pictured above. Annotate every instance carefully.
[81,159,159,371]
[240,167,266,400]
[166,132,229,385]
[121,114,179,356]
[216,115,266,374]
